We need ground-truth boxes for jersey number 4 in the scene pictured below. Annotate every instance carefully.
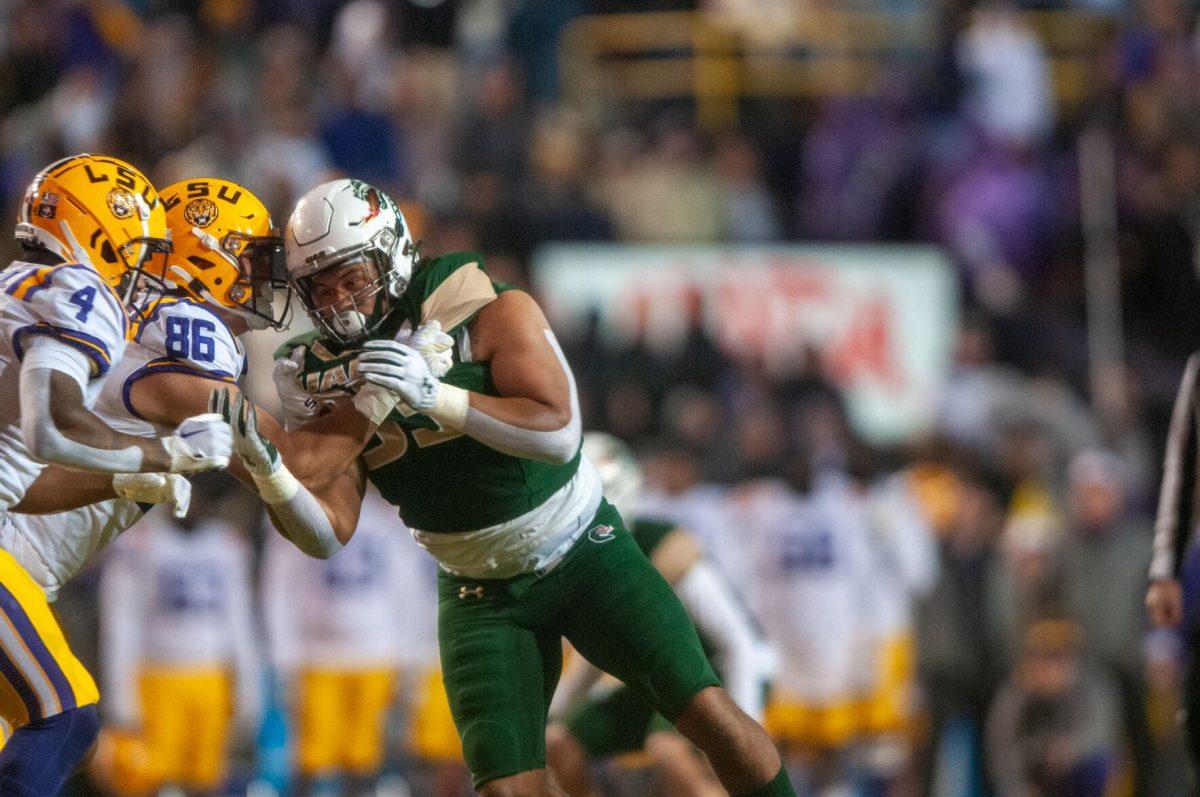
[165,316,216,363]
[68,286,96,323]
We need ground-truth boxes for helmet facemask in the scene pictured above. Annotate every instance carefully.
[293,253,396,344]
[175,226,293,330]
[116,235,174,322]
[290,225,413,345]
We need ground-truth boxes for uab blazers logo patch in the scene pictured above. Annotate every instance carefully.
[587,524,615,544]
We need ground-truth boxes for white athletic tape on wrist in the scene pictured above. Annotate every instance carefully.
[425,384,470,430]
[353,382,400,427]
[251,463,301,505]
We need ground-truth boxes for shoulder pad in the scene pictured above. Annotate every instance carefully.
[399,252,497,334]
[4,262,129,378]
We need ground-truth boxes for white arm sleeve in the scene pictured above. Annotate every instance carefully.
[99,545,143,727]
[456,331,581,465]
[673,561,770,721]
[19,339,145,472]
[1153,353,1200,580]
[262,476,344,560]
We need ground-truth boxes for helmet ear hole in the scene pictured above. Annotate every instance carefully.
[187,255,216,270]
[99,241,118,264]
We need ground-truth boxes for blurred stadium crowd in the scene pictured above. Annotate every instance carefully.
[4,0,1200,795]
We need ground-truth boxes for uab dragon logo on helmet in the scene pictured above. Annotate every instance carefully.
[15,154,171,315]
[284,179,416,345]
[152,178,290,330]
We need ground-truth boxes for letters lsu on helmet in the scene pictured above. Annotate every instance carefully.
[582,432,644,518]
[283,178,416,345]
[154,178,290,330]
[15,153,171,314]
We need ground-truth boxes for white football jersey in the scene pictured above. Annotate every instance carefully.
[262,487,433,670]
[1,293,244,597]
[863,473,938,641]
[0,261,130,512]
[95,295,245,436]
[732,474,879,705]
[99,518,261,726]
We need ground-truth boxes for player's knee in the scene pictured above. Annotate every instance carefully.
[679,686,738,727]
[0,704,102,796]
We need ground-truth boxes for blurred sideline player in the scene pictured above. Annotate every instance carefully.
[546,433,778,797]
[94,482,261,795]
[0,155,233,795]
[855,470,937,788]
[733,470,882,792]
[262,486,406,794]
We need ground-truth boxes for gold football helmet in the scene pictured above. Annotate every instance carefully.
[155,178,290,329]
[15,154,171,310]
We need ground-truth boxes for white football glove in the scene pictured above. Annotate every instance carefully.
[273,348,320,431]
[357,340,441,413]
[112,473,192,518]
[396,320,455,378]
[161,413,232,473]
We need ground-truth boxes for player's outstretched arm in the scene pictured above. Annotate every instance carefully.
[20,338,230,475]
[357,290,580,464]
[10,467,190,519]
[213,388,363,556]
[122,369,365,546]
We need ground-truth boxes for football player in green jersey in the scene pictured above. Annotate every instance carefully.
[545,434,778,797]
[246,179,796,797]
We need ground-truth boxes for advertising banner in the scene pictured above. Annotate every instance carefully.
[534,244,958,442]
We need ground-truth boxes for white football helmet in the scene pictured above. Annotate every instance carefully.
[583,432,644,518]
[284,179,416,344]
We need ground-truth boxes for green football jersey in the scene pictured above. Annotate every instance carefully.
[277,252,582,532]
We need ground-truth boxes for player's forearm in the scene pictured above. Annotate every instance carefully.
[24,367,173,472]
[255,454,363,555]
[456,393,580,465]
[1152,352,1200,580]
[11,468,116,513]
[674,562,764,713]
[259,479,343,559]
[270,400,377,490]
